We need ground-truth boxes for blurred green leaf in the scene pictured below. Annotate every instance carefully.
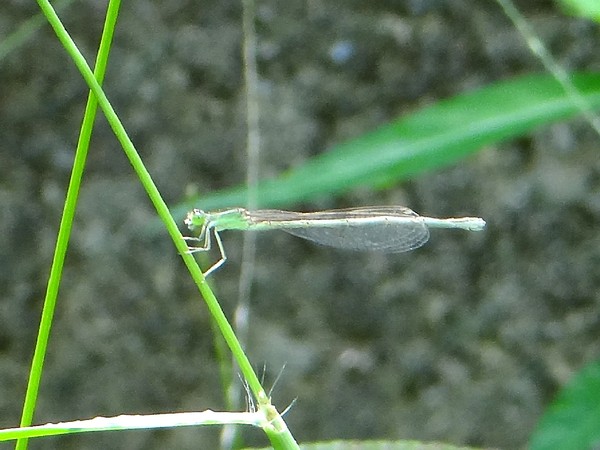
[174,72,600,220]
[556,0,600,21]
[529,359,600,450]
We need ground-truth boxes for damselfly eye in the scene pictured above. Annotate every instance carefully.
[185,209,207,232]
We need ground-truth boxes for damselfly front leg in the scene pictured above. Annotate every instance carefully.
[183,222,211,253]
[183,227,227,277]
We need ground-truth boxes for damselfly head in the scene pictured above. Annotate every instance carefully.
[185,209,207,232]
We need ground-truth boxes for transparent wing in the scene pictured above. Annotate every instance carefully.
[282,220,429,252]
[248,207,430,253]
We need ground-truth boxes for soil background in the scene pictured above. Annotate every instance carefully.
[1,1,599,449]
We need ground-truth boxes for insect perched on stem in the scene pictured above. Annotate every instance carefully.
[184,206,486,276]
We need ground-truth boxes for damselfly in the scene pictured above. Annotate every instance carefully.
[184,206,486,276]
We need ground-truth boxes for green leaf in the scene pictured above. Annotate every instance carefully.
[529,359,600,450]
[175,72,600,220]
[557,0,600,21]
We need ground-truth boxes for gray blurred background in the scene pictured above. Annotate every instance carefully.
[1,0,599,448]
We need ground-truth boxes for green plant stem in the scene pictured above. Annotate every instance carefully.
[496,0,600,135]
[35,0,298,448]
[17,2,121,450]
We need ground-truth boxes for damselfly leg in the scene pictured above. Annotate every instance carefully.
[183,227,227,277]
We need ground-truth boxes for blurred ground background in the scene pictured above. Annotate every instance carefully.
[0,0,599,448]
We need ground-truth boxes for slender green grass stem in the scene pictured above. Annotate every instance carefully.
[17,2,121,449]
[34,0,298,448]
